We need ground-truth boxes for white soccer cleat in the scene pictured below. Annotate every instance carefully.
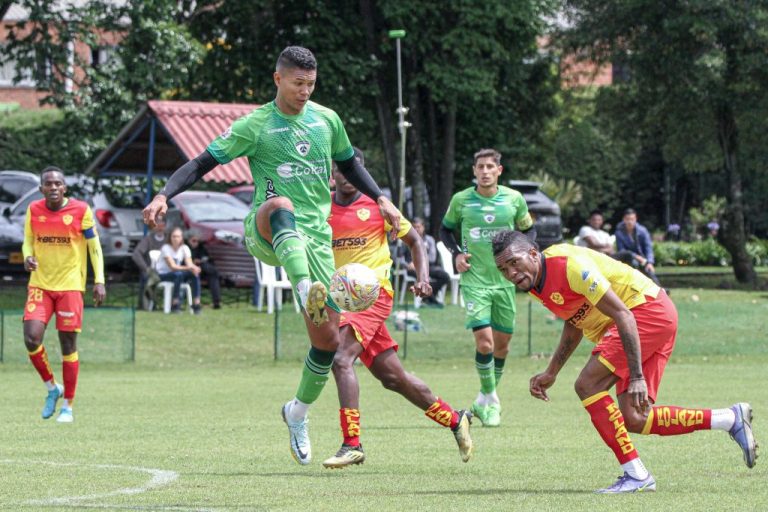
[281,402,311,465]
[56,407,74,423]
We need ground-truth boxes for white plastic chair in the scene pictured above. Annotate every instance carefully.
[149,249,193,314]
[253,258,299,314]
[394,266,420,308]
[436,241,464,307]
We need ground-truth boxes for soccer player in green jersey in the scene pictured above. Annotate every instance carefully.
[440,148,536,427]
[142,46,401,465]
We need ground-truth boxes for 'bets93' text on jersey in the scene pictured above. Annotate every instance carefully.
[207,100,354,241]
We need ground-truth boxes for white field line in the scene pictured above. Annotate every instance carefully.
[0,459,214,510]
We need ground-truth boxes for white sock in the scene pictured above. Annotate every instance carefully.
[711,408,736,431]
[44,380,56,391]
[296,279,311,308]
[475,392,487,406]
[62,399,71,410]
[621,458,649,480]
[287,398,309,422]
[484,391,500,406]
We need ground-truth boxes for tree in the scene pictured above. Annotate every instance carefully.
[560,0,768,284]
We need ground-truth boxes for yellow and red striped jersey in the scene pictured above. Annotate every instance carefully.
[23,198,96,292]
[530,244,660,342]
[328,193,411,295]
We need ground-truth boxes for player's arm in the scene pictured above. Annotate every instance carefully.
[84,226,106,306]
[401,226,432,298]
[594,289,647,413]
[22,207,37,271]
[334,156,401,237]
[529,322,583,402]
[143,150,218,227]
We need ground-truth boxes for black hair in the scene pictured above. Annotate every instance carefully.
[589,209,603,217]
[492,230,537,256]
[276,46,317,71]
[40,165,65,181]
[622,208,637,217]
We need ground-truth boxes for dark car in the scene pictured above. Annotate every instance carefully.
[507,180,563,249]
[165,191,256,286]
[0,170,38,211]
[0,215,25,276]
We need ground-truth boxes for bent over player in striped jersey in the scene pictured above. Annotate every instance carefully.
[23,167,106,423]
[493,231,757,493]
[322,152,472,468]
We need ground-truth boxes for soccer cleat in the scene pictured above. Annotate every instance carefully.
[595,472,656,494]
[451,409,473,462]
[729,402,758,468]
[41,383,63,419]
[281,402,311,465]
[56,407,74,423]
[322,443,365,469]
[304,281,329,327]
[485,403,501,427]
[470,401,489,426]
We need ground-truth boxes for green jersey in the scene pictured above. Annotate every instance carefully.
[442,185,533,288]
[207,100,354,240]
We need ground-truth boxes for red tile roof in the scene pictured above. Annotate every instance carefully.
[148,100,258,183]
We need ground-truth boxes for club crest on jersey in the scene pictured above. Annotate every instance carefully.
[295,140,311,156]
[220,126,233,140]
[62,214,73,225]
[356,208,371,221]
[549,292,564,305]
[484,214,495,223]
[38,215,47,222]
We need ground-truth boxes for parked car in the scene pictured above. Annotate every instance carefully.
[165,191,256,286]
[227,184,254,206]
[0,170,38,211]
[507,180,563,249]
[0,214,25,275]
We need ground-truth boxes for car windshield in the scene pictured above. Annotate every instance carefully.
[182,197,249,222]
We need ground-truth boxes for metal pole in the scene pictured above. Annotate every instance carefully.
[274,302,280,361]
[527,299,532,357]
[144,117,157,236]
[389,29,410,358]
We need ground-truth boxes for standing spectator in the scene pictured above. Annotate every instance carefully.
[440,148,537,428]
[157,226,202,314]
[398,217,450,306]
[577,210,615,255]
[22,166,106,423]
[187,229,221,309]
[614,208,662,286]
[132,218,166,309]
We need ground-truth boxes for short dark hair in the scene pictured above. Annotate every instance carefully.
[276,46,317,71]
[40,165,64,181]
[353,147,365,165]
[412,216,425,226]
[473,148,501,166]
[589,209,603,217]
[492,230,537,257]
[623,208,637,217]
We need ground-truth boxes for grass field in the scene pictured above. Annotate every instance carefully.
[0,286,766,510]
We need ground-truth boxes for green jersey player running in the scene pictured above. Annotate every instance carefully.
[142,46,401,466]
[440,148,536,427]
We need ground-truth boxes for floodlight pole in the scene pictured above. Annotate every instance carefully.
[389,29,411,357]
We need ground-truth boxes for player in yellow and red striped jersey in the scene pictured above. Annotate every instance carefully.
[322,149,473,469]
[22,167,106,423]
[492,231,757,493]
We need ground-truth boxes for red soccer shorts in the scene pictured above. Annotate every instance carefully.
[23,287,83,332]
[339,288,398,368]
[592,290,677,402]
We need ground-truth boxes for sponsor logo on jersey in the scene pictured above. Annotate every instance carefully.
[295,140,311,156]
[36,235,72,244]
[267,127,290,134]
[220,126,233,139]
[589,279,599,293]
[62,214,73,225]
[264,179,279,200]
[306,120,326,128]
[483,214,495,223]
[332,237,368,248]
[581,270,590,281]
[38,215,47,222]
[275,162,325,181]
[58,311,75,318]
[293,129,308,137]
[356,208,371,221]
[277,164,293,179]
[568,302,592,325]
[468,227,501,241]
[549,292,564,305]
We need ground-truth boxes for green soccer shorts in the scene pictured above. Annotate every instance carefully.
[244,210,340,312]
[461,285,517,334]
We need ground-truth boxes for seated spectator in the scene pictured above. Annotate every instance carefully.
[614,208,662,286]
[157,226,202,314]
[132,218,166,309]
[577,209,615,255]
[398,217,450,307]
[187,229,222,309]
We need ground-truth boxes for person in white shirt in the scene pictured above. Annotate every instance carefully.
[577,210,615,255]
[157,226,202,314]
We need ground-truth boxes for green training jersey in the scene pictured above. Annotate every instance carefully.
[442,185,533,288]
[207,100,355,240]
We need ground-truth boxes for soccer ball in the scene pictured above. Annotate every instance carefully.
[329,263,380,312]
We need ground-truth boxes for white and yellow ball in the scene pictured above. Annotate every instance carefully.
[329,263,380,312]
